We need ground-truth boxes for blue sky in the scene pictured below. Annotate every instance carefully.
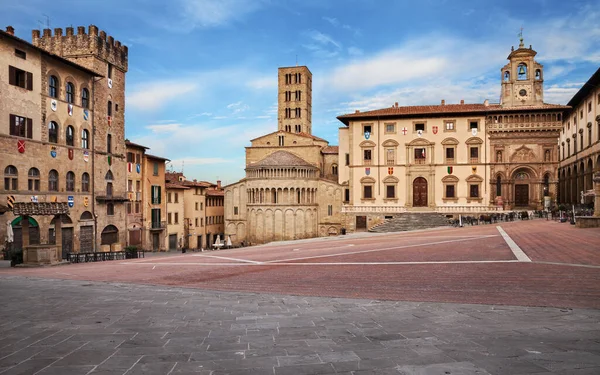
[3,0,599,184]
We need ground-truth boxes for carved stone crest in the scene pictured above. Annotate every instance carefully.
[510,145,536,162]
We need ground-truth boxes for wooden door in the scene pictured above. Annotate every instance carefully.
[169,234,177,250]
[515,184,529,207]
[152,233,160,251]
[356,216,367,231]
[62,228,73,259]
[80,226,93,252]
[413,177,428,207]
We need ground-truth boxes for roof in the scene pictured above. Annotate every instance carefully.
[247,150,316,168]
[250,130,328,143]
[321,146,339,154]
[125,140,149,150]
[13,202,69,216]
[0,29,100,77]
[566,67,600,112]
[182,180,213,188]
[165,183,189,190]
[206,189,224,197]
[145,153,170,162]
[297,132,328,142]
[337,102,570,125]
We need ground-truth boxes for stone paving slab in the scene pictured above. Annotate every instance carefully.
[0,277,599,375]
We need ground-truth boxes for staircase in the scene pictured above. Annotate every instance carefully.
[369,212,452,233]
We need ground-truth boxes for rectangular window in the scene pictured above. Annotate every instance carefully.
[151,185,161,204]
[15,49,26,59]
[107,203,114,216]
[128,180,133,192]
[195,202,198,210]
[445,121,455,131]
[195,218,199,227]
[168,212,172,224]
[127,152,134,162]
[153,162,159,176]
[136,153,141,164]
[108,64,113,79]
[386,148,395,165]
[200,203,203,210]
[168,192,172,203]
[415,123,425,132]
[8,66,32,90]
[445,147,455,162]
[363,185,373,199]
[470,184,479,198]
[234,206,238,215]
[9,114,32,138]
[414,148,426,164]
[363,149,372,164]
[327,205,333,216]
[201,218,203,227]
[151,209,161,227]
[135,202,140,213]
[580,109,583,119]
[136,180,141,192]
[470,147,479,160]
[363,124,372,135]
[386,185,395,199]
[385,123,395,133]
[469,120,479,130]
[344,188,350,202]
[174,212,179,224]
[127,202,132,214]
[279,135,284,146]
[589,101,592,112]
[446,185,455,198]
[345,153,350,166]
[174,193,179,203]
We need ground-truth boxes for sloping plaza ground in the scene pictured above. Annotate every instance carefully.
[0,220,599,374]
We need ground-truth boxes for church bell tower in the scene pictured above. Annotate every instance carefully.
[500,33,544,108]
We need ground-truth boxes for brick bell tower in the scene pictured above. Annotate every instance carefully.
[278,66,313,134]
[500,32,544,108]
[32,25,129,247]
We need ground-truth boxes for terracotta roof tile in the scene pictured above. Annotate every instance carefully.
[13,202,69,216]
[165,183,189,189]
[322,146,339,154]
[248,150,316,168]
[125,140,149,150]
[145,153,170,161]
[206,189,224,196]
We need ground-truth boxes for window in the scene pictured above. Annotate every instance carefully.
[107,134,112,153]
[327,205,333,216]
[4,166,18,191]
[81,129,89,149]
[386,185,395,199]
[15,49,26,59]
[174,212,179,224]
[469,120,479,130]
[363,185,372,199]
[543,174,550,196]
[128,180,133,192]
[195,202,199,210]
[470,147,479,163]
[28,168,40,191]
[470,184,479,198]
[385,148,395,165]
[345,153,349,166]
[517,63,527,80]
[414,148,426,164]
[81,172,90,192]
[66,126,74,146]
[168,212,172,225]
[151,185,161,204]
[344,188,350,202]
[445,121,455,131]
[106,182,113,197]
[108,64,113,79]
[580,109,583,119]
[9,114,32,138]
[445,185,455,198]
[107,203,114,216]
[81,88,89,108]
[332,164,338,175]
[295,108,301,118]
[9,66,32,90]
[66,171,75,191]
[48,170,58,191]
[127,202,132,214]
[108,101,112,117]
[278,135,284,146]
[200,202,203,210]
[363,124,372,135]
[414,123,425,132]
[66,82,74,103]
[445,147,455,163]
[135,202,140,213]
[496,176,502,197]
[385,123,395,133]
[195,218,199,227]
[136,180,141,192]
[168,192,172,203]
[48,121,58,143]
[174,192,179,203]
[153,162,158,176]
[442,176,458,200]
[363,149,372,164]
[49,75,58,98]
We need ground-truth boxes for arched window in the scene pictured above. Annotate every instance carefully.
[332,164,338,175]
[106,170,113,197]
[49,75,58,98]
[48,121,58,143]
[48,169,59,191]
[517,63,528,80]
[107,134,112,154]
[535,69,541,80]
[81,172,90,192]
[105,170,114,180]
[543,174,550,196]
[4,165,18,191]
[66,82,74,103]
[81,88,89,108]
[81,129,89,149]
[66,125,74,146]
[66,171,75,192]
[503,71,510,82]
[496,175,501,197]
[107,101,112,117]
[28,168,40,191]
[106,202,114,216]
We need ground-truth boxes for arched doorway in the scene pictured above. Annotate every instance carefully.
[50,214,74,259]
[101,225,119,246]
[513,169,533,207]
[11,216,40,250]
[413,177,428,207]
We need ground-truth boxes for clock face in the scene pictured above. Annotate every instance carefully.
[515,85,529,101]
[519,89,527,97]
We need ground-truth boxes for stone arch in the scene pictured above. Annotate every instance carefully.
[466,174,483,183]
[284,209,295,240]
[46,69,62,97]
[442,175,459,183]
[465,137,483,145]
[360,176,376,183]
[408,138,433,146]
[50,214,73,226]
[359,140,376,147]
[80,211,93,221]
[383,175,399,183]
[100,225,118,245]
[510,165,538,180]
[441,137,459,145]
[296,209,306,239]
[264,209,274,242]
[382,139,399,147]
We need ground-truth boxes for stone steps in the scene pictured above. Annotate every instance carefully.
[369,213,452,233]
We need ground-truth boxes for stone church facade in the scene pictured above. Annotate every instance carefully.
[337,38,569,232]
[224,66,343,245]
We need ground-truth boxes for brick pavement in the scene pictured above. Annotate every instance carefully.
[0,277,599,375]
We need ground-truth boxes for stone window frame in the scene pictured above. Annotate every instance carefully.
[4,165,18,191]
[466,174,483,203]
[444,119,456,132]
[48,169,59,191]
[468,118,480,131]
[66,125,75,146]
[360,176,376,201]
[362,123,374,137]
[383,175,399,202]
[48,74,59,98]
[81,87,90,109]
[48,121,59,144]
[81,172,90,192]
[466,137,483,163]
[441,138,458,164]
[28,167,40,191]
[382,139,399,166]
[360,140,376,166]
[413,120,427,134]
[81,128,90,149]
[65,81,75,104]
[442,175,459,202]
[65,171,75,192]
[384,122,396,134]
[407,138,433,165]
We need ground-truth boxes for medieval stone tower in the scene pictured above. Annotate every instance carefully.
[32,25,129,246]
[278,66,312,134]
[500,35,544,108]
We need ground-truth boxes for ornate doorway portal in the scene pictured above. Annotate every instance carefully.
[515,184,529,207]
[413,177,428,207]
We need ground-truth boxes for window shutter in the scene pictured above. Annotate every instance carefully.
[26,118,32,138]
[151,186,155,202]
[158,186,161,204]
[26,72,33,91]
[9,114,16,135]
[9,66,15,85]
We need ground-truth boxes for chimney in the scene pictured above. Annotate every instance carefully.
[460,99,465,105]
[5,26,14,35]
[217,180,222,189]
[395,102,398,108]
[484,99,489,107]
[441,99,445,105]
[355,110,360,113]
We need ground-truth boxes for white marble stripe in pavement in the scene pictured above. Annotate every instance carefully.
[497,226,532,262]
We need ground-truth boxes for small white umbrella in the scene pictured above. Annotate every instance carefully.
[6,221,13,243]
[226,235,232,248]
[214,235,222,249]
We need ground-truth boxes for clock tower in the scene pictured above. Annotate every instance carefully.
[500,35,544,108]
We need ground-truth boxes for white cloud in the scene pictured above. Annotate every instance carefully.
[145,123,182,132]
[544,84,580,105]
[227,101,250,114]
[128,81,197,110]
[303,30,342,58]
[178,0,264,28]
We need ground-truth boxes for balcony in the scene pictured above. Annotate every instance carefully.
[414,158,426,165]
[470,157,480,164]
[96,194,129,202]
[386,159,395,165]
[149,221,166,231]
[363,159,372,165]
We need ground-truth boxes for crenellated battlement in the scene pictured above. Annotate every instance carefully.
[32,25,128,72]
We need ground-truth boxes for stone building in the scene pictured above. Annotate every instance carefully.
[0,25,129,255]
[125,141,169,251]
[165,172,224,250]
[558,67,600,206]
[224,66,344,246]
[337,38,569,232]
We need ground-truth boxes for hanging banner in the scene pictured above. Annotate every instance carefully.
[388,167,393,175]
[68,148,74,160]
[108,155,112,166]
[50,146,57,158]
[136,164,141,173]
[83,150,89,162]
[128,163,133,172]
[365,168,370,176]
[401,127,407,135]
[67,104,73,116]
[447,166,453,174]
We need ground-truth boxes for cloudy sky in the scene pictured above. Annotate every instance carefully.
[3,0,599,184]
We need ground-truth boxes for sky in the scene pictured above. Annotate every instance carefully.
[2,0,599,184]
